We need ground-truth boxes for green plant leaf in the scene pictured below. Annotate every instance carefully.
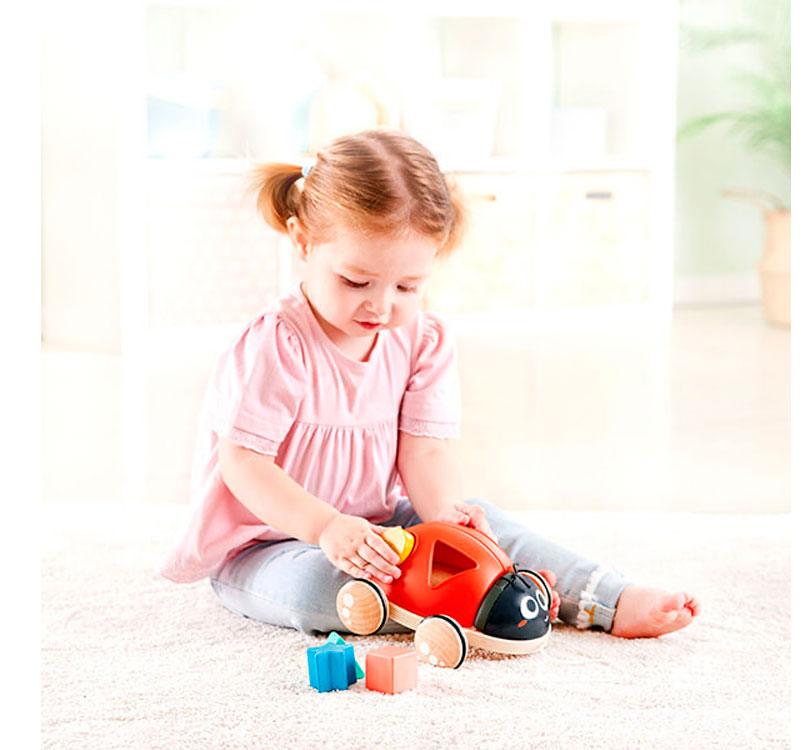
[727,70,787,107]
[677,0,790,172]
[677,112,747,140]
[679,23,763,53]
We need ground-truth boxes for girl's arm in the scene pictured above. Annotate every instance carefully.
[218,438,340,545]
[396,432,465,522]
[218,439,401,584]
[396,432,497,542]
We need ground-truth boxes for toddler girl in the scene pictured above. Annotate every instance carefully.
[161,129,700,640]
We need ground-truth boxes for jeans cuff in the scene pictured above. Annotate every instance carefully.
[575,566,629,631]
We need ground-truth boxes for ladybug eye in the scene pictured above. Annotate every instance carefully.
[520,595,539,619]
[535,587,547,607]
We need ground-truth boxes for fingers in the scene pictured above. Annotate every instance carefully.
[441,507,471,524]
[434,506,477,529]
[453,503,473,521]
[321,516,401,585]
[366,532,402,569]
[357,539,400,582]
[538,568,558,588]
[452,503,471,521]
[455,503,498,544]
[344,560,373,581]
[344,532,400,585]
[550,591,561,620]
[533,569,560,620]
[341,555,389,585]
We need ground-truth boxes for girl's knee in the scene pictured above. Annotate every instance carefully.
[282,562,351,632]
[287,559,345,603]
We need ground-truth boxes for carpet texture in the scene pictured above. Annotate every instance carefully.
[42,502,790,749]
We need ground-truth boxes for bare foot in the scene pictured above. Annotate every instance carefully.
[611,585,701,638]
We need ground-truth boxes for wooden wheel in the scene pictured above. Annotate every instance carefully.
[414,614,468,669]
[336,579,389,635]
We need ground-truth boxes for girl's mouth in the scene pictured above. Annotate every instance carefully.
[356,321,382,330]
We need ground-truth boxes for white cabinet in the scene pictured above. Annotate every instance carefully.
[543,171,653,307]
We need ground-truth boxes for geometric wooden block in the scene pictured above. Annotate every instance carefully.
[326,631,365,679]
[307,642,358,693]
[365,646,418,694]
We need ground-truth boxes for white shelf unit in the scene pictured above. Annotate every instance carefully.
[121,1,677,501]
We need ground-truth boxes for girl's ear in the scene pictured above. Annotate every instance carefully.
[286,216,310,261]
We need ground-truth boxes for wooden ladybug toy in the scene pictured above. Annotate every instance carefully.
[336,521,553,669]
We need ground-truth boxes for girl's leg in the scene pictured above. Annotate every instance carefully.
[209,501,418,636]
[473,498,632,631]
[395,498,632,632]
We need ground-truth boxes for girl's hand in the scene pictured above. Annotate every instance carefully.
[435,502,498,545]
[318,513,402,586]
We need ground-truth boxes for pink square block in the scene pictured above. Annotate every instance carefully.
[365,646,418,694]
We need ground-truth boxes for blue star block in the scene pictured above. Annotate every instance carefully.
[307,642,358,693]
[326,632,364,679]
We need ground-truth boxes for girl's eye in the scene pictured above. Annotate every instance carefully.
[340,276,368,289]
[339,275,418,293]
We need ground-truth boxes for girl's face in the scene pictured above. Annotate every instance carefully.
[288,218,439,355]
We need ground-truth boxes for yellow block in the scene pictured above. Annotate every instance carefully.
[382,526,415,563]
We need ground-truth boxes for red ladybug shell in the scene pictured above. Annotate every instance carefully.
[378,521,513,627]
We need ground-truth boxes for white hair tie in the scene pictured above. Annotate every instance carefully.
[301,158,316,178]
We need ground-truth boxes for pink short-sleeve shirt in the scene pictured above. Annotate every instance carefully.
[160,283,461,583]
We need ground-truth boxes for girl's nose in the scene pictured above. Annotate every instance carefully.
[366,288,393,318]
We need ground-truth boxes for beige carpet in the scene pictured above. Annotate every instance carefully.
[41,502,790,749]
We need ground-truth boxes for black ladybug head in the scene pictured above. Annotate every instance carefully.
[473,569,551,641]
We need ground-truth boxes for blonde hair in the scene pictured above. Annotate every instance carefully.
[250,129,466,258]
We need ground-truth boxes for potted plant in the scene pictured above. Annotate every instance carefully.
[677,0,790,327]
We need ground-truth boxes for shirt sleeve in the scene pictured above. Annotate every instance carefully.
[398,312,461,439]
[201,313,307,456]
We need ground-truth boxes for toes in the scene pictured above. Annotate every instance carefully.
[614,588,699,638]
[660,592,687,612]
[650,604,694,634]
[652,592,693,627]
[685,596,701,617]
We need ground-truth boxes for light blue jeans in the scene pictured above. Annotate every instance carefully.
[210,498,631,635]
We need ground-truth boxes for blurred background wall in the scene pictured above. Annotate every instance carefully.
[676,0,790,301]
[42,0,125,353]
[41,0,790,513]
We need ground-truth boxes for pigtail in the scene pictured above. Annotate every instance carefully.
[249,162,305,234]
[248,130,463,253]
